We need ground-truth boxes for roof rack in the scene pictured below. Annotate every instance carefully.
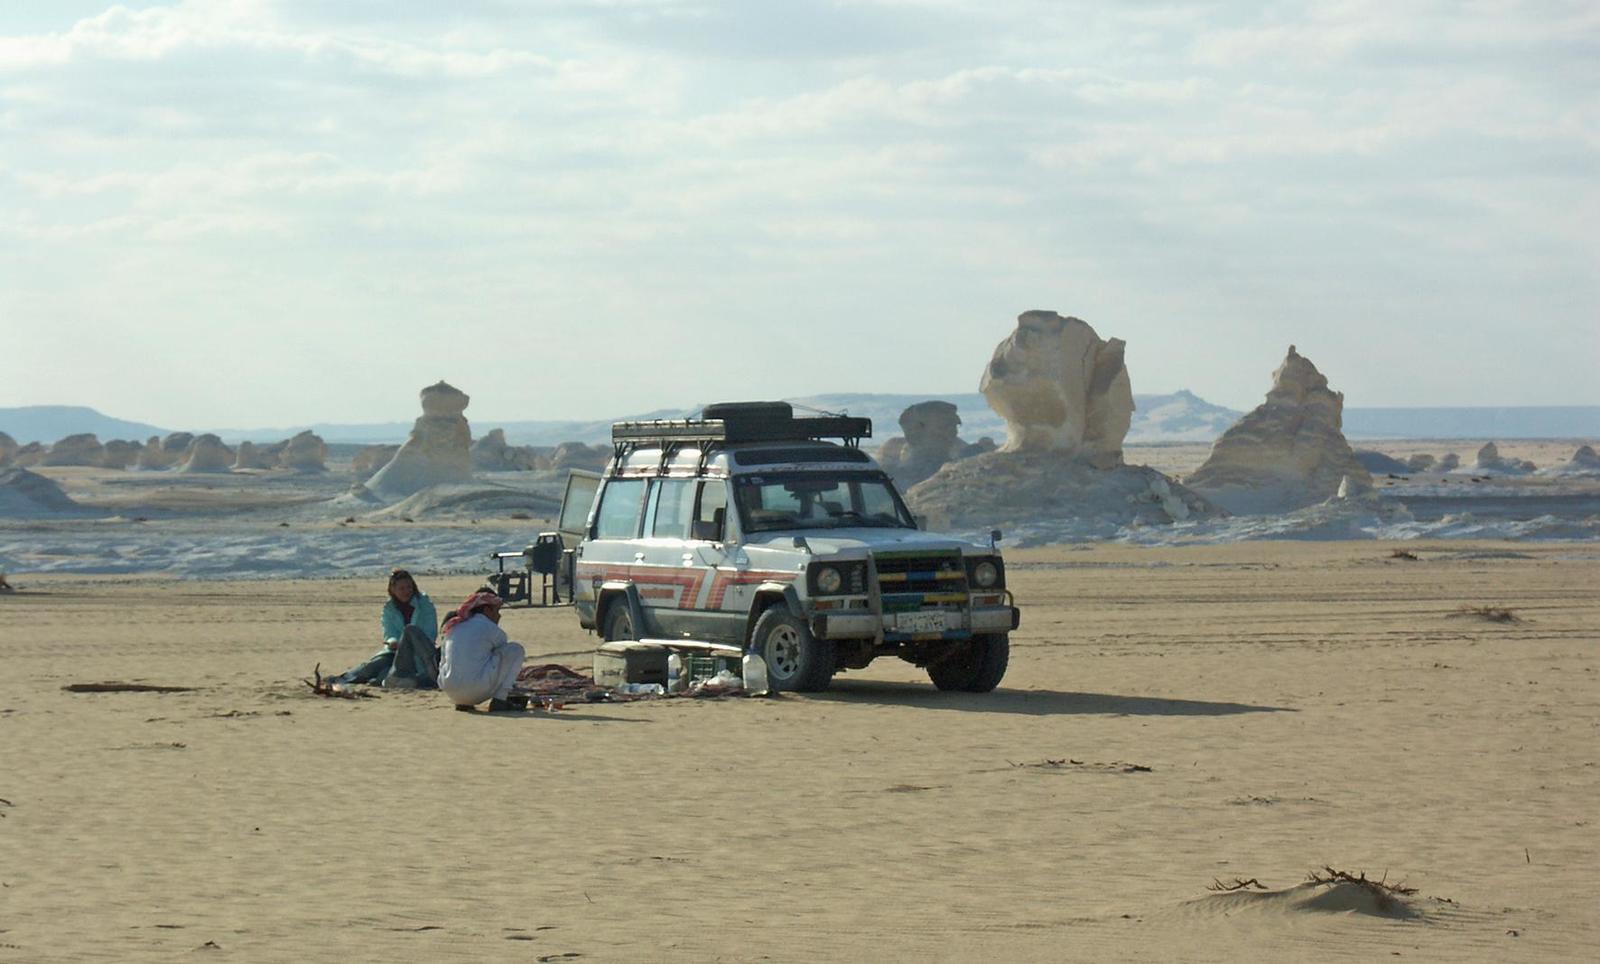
[611,401,872,451]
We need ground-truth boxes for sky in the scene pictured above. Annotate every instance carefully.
[1,0,1596,428]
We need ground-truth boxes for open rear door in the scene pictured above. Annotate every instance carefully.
[557,470,602,546]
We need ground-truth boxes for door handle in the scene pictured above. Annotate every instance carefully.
[633,552,646,562]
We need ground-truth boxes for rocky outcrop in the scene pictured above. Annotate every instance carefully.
[980,310,1134,469]
[1470,442,1535,475]
[367,382,473,499]
[233,441,277,470]
[472,428,540,472]
[0,467,81,517]
[350,444,401,480]
[0,432,18,467]
[41,433,104,467]
[138,433,194,471]
[1185,346,1370,514]
[1354,449,1411,475]
[179,434,234,473]
[549,441,611,473]
[100,439,142,469]
[12,443,46,467]
[1541,444,1600,477]
[1438,453,1461,472]
[876,401,995,489]
[279,431,328,472]
[1405,454,1437,473]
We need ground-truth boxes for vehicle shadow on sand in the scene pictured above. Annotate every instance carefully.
[815,679,1293,717]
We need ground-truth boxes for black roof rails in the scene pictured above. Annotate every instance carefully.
[612,400,872,447]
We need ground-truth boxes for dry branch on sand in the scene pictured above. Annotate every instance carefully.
[1306,867,1417,913]
[303,664,377,700]
[1448,605,1522,623]
[0,572,13,591]
[1208,877,1268,892]
[1389,549,1420,561]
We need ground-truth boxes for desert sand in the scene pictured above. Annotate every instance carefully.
[2,541,1596,962]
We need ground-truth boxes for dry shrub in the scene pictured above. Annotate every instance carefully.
[1449,605,1521,623]
[1306,867,1417,914]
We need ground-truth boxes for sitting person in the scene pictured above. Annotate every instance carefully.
[438,590,527,712]
[329,569,440,688]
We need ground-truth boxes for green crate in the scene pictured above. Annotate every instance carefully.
[685,655,738,680]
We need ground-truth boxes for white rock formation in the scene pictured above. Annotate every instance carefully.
[0,467,81,517]
[1405,454,1437,473]
[1540,444,1600,477]
[233,441,276,470]
[472,428,540,472]
[0,432,18,467]
[367,382,473,498]
[350,444,400,480]
[179,434,234,473]
[12,443,46,467]
[1438,453,1461,472]
[1185,346,1371,514]
[100,439,141,469]
[1468,442,1534,475]
[980,310,1134,469]
[41,433,105,467]
[279,430,328,472]
[549,441,611,473]
[877,401,995,488]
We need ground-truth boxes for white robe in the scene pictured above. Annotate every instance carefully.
[438,614,525,706]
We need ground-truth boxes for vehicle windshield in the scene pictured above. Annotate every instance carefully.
[734,471,917,532]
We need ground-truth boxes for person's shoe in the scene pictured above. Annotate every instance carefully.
[455,703,476,712]
[487,697,522,713]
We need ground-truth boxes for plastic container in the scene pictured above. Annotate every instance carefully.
[617,682,665,696]
[742,652,769,696]
[666,654,685,694]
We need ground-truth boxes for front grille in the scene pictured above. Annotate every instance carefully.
[874,550,967,612]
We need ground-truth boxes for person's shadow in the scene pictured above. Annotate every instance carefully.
[815,679,1293,717]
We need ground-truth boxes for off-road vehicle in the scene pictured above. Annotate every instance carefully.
[556,402,1019,693]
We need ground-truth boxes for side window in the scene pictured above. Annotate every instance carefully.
[593,479,646,540]
[695,480,729,539]
[650,479,696,539]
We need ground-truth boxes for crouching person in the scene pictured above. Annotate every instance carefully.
[438,590,526,712]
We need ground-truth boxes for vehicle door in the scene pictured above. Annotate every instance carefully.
[574,475,648,632]
[633,476,702,637]
[679,478,742,643]
[556,470,602,605]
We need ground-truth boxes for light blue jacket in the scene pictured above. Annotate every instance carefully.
[381,591,439,644]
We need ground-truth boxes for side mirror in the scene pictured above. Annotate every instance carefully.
[691,520,723,542]
[990,529,1003,548]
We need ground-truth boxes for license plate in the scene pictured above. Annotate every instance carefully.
[896,611,946,634]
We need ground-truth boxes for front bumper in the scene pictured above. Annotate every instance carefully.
[809,605,1020,641]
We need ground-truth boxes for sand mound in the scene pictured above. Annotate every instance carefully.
[0,467,83,517]
[1354,449,1410,475]
[1189,875,1422,920]
[363,482,561,521]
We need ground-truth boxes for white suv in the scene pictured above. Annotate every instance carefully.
[559,402,1019,693]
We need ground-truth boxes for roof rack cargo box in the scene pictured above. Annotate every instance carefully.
[612,401,872,446]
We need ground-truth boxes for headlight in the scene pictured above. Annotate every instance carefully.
[816,566,843,594]
[973,560,999,588]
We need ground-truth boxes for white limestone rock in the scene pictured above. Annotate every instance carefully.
[41,433,105,467]
[279,431,328,473]
[233,441,277,470]
[100,439,142,469]
[472,428,540,472]
[1438,453,1461,472]
[12,442,46,467]
[350,444,401,480]
[1405,454,1437,473]
[1185,346,1371,514]
[549,441,611,473]
[179,434,234,474]
[980,310,1134,469]
[877,401,994,489]
[0,432,18,467]
[367,382,473,499]
[1540,444,1600,477]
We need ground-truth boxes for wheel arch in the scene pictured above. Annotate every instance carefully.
[596,581,645,638]
[743,583,803,647]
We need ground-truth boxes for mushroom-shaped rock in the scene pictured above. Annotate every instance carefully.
[0,431,18,467]
[179,434,234,473]
[42,433,105,467]
[879,401,980,488]
[280,431,327,472]
[1474,442,1502,469]
[367,382,473,499]
[163,433,194,455]
[1540,444,1600,477]
[136,435,176,470]
[1185,346,1371,514]
[980,310,1134,469]
[233,441,276,470]
[100,439,142,469]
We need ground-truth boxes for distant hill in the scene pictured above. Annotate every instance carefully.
[0,406,169,445]
[1342,407,1600,440]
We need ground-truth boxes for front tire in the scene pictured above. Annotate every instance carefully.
[752,606,834,693]
[603,600,636,641]
[927,633,1009,692]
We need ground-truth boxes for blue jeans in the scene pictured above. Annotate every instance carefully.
[332,626,438,688]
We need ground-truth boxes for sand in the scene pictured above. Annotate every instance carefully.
[1,541,1597,962]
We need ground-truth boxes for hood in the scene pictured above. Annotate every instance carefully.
[743,527,983,557]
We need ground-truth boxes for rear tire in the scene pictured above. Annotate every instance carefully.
[752,606,834,693]
[927,633,1009,692]
[603,600,636,642]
